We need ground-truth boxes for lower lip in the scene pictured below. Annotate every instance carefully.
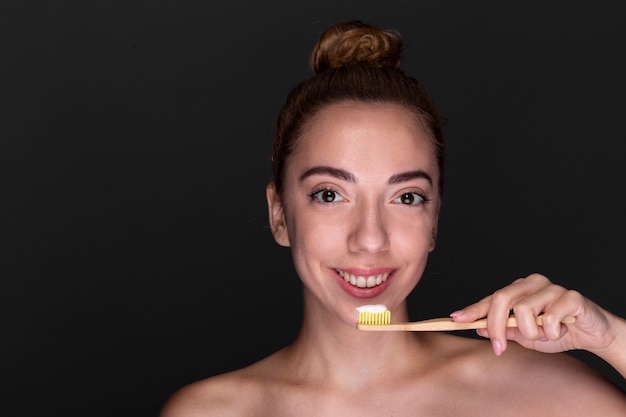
[336,272,392,299]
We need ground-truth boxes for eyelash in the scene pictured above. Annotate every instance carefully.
[308,187,344,204]
[308,188,430,206]
[393,192,430,206]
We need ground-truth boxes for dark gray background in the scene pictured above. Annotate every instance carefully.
[2,1,625,415]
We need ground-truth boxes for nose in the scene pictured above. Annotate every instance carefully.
[347,198,390,253]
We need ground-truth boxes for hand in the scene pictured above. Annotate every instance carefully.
[450,273,622,359]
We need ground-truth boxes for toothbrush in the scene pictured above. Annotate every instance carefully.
[356,304,576,331]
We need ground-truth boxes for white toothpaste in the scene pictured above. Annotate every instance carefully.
[355,304,389,313]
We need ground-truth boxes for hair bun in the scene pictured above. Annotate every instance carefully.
[310,20,404,74]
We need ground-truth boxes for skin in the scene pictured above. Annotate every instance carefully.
[160,101,626,417]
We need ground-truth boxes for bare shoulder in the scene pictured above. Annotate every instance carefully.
[158,373,250,417]
[158,355,278,417]
[502,344,626,414]
[431,334,626,415]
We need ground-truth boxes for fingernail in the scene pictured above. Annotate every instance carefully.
[475,328,488,338]
[492,340,503,356]
[449,310,464,318]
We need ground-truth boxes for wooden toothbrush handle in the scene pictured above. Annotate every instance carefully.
[357,314,576,331]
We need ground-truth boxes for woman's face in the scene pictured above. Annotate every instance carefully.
[267,101,440,325]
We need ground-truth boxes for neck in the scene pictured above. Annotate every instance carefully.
[282,297,430,389]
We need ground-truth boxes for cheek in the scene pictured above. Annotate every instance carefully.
[285,214,345,282]
[393,223,433,252]
[287,213,344,254]
[388,210,438,252]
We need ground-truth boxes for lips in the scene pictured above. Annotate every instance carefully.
[336,269,390,288]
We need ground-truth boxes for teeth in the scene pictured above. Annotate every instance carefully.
[337,270,390,288]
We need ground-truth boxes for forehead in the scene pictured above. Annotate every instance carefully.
[292,101,437,172]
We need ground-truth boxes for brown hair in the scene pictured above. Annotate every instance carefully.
[271,20,447,197]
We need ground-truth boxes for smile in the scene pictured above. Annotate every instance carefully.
[336,269,390,288]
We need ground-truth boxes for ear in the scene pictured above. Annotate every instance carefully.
[429,209,440,252]
[266,181,290,247]
[429,226,437,252]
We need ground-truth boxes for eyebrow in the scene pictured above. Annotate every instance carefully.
[388,170,433,186]
[299,166,432,186]
[300,166,356,183]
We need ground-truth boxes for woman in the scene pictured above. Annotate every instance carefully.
[160,20,626,416]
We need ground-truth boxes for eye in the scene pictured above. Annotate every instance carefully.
[309,188,345,203]
[393,192,427,206]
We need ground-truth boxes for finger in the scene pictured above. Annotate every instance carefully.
[539,289,584,340]
[512,283,568,340]
[475,326,538,340]
[484,275,552,355]
[450,295,493,322]
[485,286,519,355]
[450,277,527,322]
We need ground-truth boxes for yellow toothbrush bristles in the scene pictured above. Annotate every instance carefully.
[356,305,391,325]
